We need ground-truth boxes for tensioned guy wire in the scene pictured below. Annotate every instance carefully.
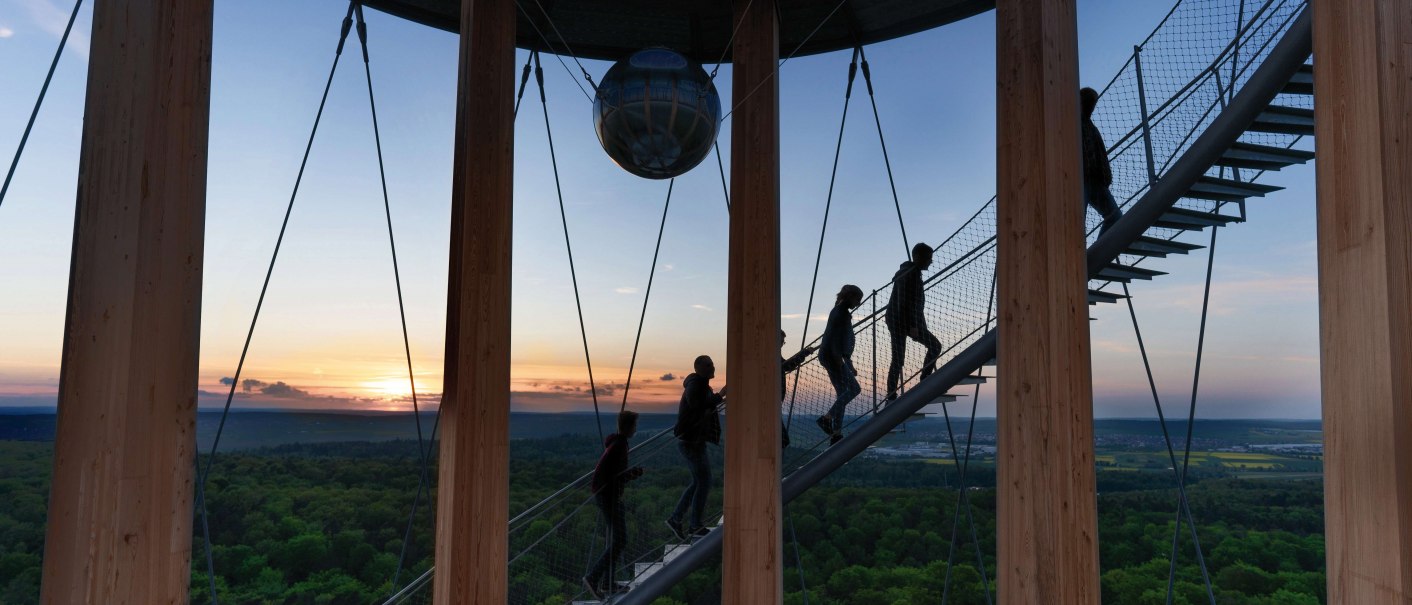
[195,5,358,602]
[0,0,84,211]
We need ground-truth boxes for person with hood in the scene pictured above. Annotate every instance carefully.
[666,355,724,540]
[816,284,864,444]
[1081,86,1122,234]
[885,243,942,401]
[583,410,644,599]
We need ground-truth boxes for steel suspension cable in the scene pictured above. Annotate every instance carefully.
[384,42,542,600]
[512,2,594,103]
[788,511,811,605]
[1119,278,1217,605]
[715,143,731,213]
[619,180,675,413]
[707,0,754,82]
[1165,223,1223,605]
[344,4,443,590]
[0,0,83,211]
[785,49,860,428]
[940,271,997,605]
[514,52,534,118]
[525,0,598,96]
[194,6,358,602]
[855,45,911,258]
[719,0,851,123]
[534,51,606,441]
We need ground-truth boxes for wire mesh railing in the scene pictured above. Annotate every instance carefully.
[384,0,1310,602]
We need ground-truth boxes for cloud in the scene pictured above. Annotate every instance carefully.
[691,304,712,311]
[1091,339,1138,355]
[25,1,89,57]
[1133,275,1316,316]
[508,375,683,412]
[196,388,400,412]
[781,313,805,320]
[0,27,14,38]
[548,381,622,397]
[659,373,676,381]
[230,377,315,399]
[260,381,310,398]
[663,264,674,271]
[615,287,639,294]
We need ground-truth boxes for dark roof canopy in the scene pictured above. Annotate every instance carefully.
[361,0,994,64]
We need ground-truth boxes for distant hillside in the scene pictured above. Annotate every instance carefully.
[0,409,1318,451]
[0,410,678,451]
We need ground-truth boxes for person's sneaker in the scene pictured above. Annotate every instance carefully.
[665,518,687,541]
[884,391,898,403]
[830,432,844,445]
[815,415,835,435]
[583,576,604,600]
[689,526,711,539]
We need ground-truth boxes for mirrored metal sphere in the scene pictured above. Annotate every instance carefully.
[593,48,721,180]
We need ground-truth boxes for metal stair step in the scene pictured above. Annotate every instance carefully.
[955,375,990,385]
[1282,64,1313,95]
[1249,105,1315,136]
[1153,207,1244,230]
[1087,288,1128,304]
[661,543,691,563]
[1215,141,1316,170]
[1097,263,1167,282]
[1124,235,1204,257]
[1185,175,1284,202]
[633,561,663,584]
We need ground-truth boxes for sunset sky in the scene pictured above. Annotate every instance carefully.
[0,0,1321,418]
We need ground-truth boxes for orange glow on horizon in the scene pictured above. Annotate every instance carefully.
[185,360,696,412]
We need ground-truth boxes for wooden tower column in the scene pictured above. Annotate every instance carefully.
[1312,1,1412,602]
[433,0,517,602]
[724,0,783,602]
[40,0,214,603]
[994,0,1100,602]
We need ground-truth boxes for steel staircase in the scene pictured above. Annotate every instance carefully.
[383,1,1315,603]
[615,8,1315,605]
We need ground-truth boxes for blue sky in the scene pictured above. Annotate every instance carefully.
[0,0,1321,417]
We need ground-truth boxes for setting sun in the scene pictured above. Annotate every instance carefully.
[361,377,420,400]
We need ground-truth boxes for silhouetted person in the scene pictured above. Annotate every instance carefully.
[1082,87,1122,234]
[817,285,864,444]
[780,330,816,449]
[584,411,644,599]
[667,355,723,541]
[886,244,942,401]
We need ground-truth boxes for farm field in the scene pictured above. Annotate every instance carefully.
[1095,450,1321,474]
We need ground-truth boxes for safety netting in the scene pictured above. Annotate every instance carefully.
[385,0,1310,602]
